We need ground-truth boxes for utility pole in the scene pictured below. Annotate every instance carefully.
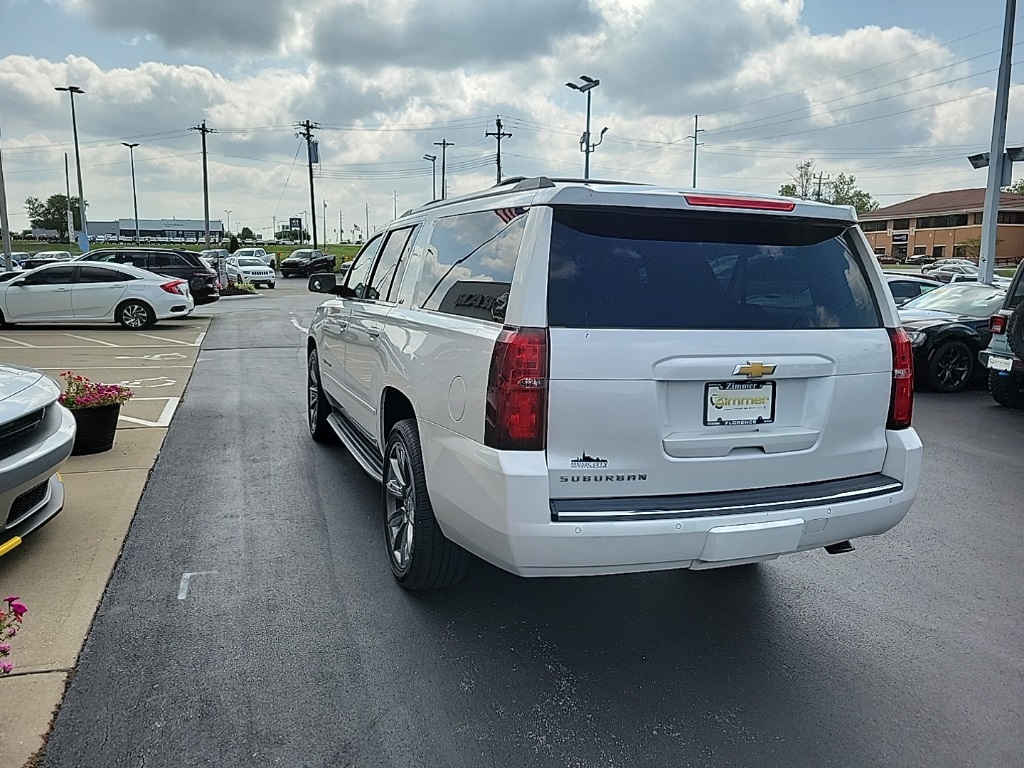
[64,153,73,244]
[979,0,1017,283]
[323,198,328,245]
[295,120,321,249]
[434,139,455,200]
[339,210,343,243]
[55,85,89,251]
[423,154,437,201]
[687,115,705,188]
[0,117,12,271]
[393,190,398,219]
[814,171,830,202]
[485,117,512,184]
[122,142,140,243]
[191,119,216,248]
[365,202,369,236]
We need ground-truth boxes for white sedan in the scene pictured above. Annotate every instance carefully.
[225,256,276,288]
[0,262,194,330]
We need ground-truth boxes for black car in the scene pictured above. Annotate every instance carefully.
[76,248,220,305]
[279,248,334,278]
[898,283,1007,393]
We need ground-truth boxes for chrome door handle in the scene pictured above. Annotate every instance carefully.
[368,329,381,338]
[54,288,71,292]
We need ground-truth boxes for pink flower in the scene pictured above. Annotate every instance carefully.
[3,596,19,604]
[0,662,12,674]
[0,643,10,654]
[7,601,26,618]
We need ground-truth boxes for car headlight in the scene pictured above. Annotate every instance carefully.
[905,330,926,347]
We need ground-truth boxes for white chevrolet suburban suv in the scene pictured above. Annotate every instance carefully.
[305,177,922,590]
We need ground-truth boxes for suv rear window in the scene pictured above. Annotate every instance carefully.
[1007,264,1024,309]
[547,208,880,330]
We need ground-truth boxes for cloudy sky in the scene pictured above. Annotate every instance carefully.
[1,0,1022,240]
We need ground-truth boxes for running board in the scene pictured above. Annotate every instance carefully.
[327,412,383,483]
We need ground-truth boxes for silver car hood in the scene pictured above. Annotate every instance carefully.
[0,365,59,423]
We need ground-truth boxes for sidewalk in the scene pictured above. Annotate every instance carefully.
[0,319,209,766]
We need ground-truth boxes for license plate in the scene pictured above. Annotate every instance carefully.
[988,355,1013,372]
[704,381,775,426]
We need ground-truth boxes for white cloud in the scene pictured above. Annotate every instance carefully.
[1,0,1016,235]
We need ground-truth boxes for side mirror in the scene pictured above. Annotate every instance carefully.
[308,272,355,297]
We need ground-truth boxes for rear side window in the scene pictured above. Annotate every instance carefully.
[1008,266,1024,309]
[415,208,527,323]
[547,208,880,330]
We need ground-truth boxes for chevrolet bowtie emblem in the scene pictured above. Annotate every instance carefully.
[733,361,776,378]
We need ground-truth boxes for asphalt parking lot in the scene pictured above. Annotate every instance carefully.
[2,282,1023,767]
[0,316,213,765]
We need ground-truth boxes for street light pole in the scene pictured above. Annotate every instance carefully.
[565,75,606,180]
[224,209,232,238]
[55,85,89,251]
[423,153,437,201]
[122,142,140,242]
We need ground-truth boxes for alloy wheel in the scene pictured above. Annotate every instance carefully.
[307,355,319,433]
[384,440,415,573]
[122,304,148,328]
[935,344,971,389]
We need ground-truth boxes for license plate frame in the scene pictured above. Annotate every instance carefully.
[988,355,1013,372]
[704,381,776,427]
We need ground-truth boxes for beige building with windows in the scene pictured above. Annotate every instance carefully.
[859,188,1024,264]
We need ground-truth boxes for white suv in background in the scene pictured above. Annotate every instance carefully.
[305,177,922,590]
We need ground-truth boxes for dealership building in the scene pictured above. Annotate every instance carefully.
[859,188,1024,264]
[89,218,225,242]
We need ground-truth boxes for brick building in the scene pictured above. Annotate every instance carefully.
[859,188,1024,264]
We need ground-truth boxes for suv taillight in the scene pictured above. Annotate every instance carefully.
[484,326,548,450]
[990,314,1007,334]
[888,327,914,430]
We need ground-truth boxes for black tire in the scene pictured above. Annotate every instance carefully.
[117,300,155,330]
[0,309,8,329]
[383,419,467,591]
[926,339,975,392]
[988,370,1024,409]
[307,349,333,442]
[1007,304,1024,360]
[267,282,275,289]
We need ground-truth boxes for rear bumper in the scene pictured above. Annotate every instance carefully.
[980,350,1024,373]
[421,422,922,577]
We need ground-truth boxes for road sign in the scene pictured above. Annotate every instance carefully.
[289,217,302,231]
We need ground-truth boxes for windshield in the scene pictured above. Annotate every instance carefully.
[237,258,265,267]
[902,284,1006,317]
[290,250,313,260]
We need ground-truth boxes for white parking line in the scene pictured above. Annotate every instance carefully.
[135,333,196,346]
[194,331,207,346]
[177,570,218,600]
[0,335,35,348]
[64,333,120,347]
[118,397,180,427]
[38,366,193,370]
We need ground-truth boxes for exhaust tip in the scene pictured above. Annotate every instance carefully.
[824,540,855,555]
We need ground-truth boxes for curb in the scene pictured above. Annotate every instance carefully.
[216,292,265,300]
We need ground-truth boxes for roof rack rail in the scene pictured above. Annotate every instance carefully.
[403,176,649,218]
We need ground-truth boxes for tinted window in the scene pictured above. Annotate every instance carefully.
[415,209,527,323]
[24,266,75,285]
[152,253,189,269]
[547,208,880,330]
[888,281,918,303]
[345,235,384,297]
[1009,267,1024,309]
[83,252,119,263]
[77,266,124,283]
[366,227,415,302]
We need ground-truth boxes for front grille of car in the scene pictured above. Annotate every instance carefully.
[0,406,46,457]
[6,479,49,528]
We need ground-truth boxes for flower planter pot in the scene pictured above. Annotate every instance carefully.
[69,403,121,455]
